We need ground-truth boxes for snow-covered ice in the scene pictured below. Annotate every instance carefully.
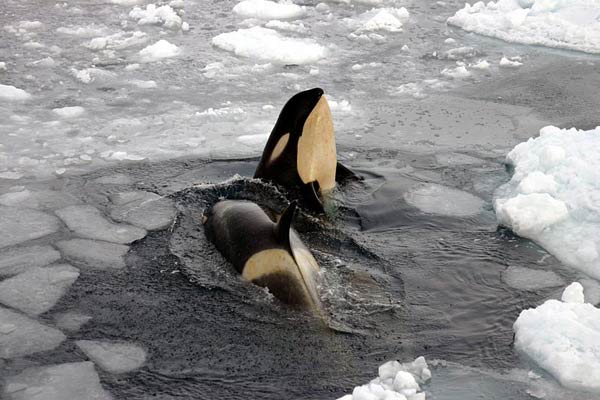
[139,39,182,62]
[0,206,61,249]
[232,0,305,20]
[0,245,61,277]
[110,191,177,231]
[502,266,565,291]
[338,356,431,400]
[494,126,600,279]
[54,311,92,332]
[404,184,484,217]
[55,205,147,244]
[350,7,410,33]
[0,306,65,359]
[0,84,31,101]
[56,239,129,270]
[3,361,112,400]
[212,27,326,64]
[0,265,79,316]
[448,0,600,54]
[0,189,80,210]
[76,340,147,374]
[513,283,600,392]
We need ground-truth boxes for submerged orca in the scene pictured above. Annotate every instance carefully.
[254,87,356,211]
[203,200,322,310]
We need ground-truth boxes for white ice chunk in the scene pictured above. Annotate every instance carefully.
[351,7,410,33]
[52,106,85,118]
[139,39,182,62]
[0,265,79,316]
[0,189,80,210]
[441,65,471,79]
[110,191,177,231]
[0,306,65,359]
[0,206,61,249]
[513,283,600,392]
[404,184,484,217]
[494,126,600,279]
[233,0,305,20]
[499,56,523,68]
[339,357,430,399]
[76,340,147,374]
[0,245,61,277]
[56,239,128,270]
[129,4,183,29]
[265,20,308,34]
[3,361,112,400]
[54,311,91,332]
[129,79,157,88]
[56,24,108,37]
[0,84,31,101]
[470,59,490,70]
[55,205,146,244]
[502,266,565,291]
[86,31,147,50]
[448,0,600,54]
[212,26,326,64]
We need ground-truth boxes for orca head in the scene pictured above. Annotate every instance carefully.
[254,88,337,211]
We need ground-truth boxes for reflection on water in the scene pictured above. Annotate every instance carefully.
[0,154,589,399]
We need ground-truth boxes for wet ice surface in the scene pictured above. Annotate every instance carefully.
[76,340,147,374]
[1,0,600,398]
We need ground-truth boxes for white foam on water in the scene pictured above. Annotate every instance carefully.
[0,306,65,359]
[110,191,177,231]
[55,205,147,244]
[0,84,31,101]
[56,238,129,270]
[0,245,61,277]
[338,356,431,400]
[502,266,565,291]
[139,39,182,62]
[3,361,113,400]
[0,265,79,316]
[513,283,600,392]
[494,126,600,280]
[233,0,305,20]
[212,26,326,64]
[404,184,485,217]
[0,206,61,249]
[76,340,147,374]
[53,311,92,332]
[448,0,600,54]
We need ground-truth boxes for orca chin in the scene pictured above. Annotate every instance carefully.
[254,88,359,212]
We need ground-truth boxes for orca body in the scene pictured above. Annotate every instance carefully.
[203,200,321,310]
[254,88,357,211]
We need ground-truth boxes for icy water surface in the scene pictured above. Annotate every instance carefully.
[2,0,600,398]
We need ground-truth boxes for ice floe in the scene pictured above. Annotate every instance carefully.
[110,191,177,231]
[56,238,129,270]
[351,7,410,33]
[54,311,92,332]
[448,0,600,54]
[494,126,600,280]
[232,0,305,20]
[86,31,147,50]
[0,306,65,359]
[502,266,565,291]
[441,65,471,79]
[0,245,61,277]
[499,56,523,68]
[76,340,147,374]
[0,190,80,210]
[0,265,79,316]
[0,84,31,101]
[52,106,85,118]
[0,206,61,249]
[55,205,147,244]
[3,361,112,400]
[338,356,431,400]
[513,283,600,392]
[265,19,308,33]
[139,39,182,62]
[405,184,484,217]
[212,26,326,64]
[129,4,183,29]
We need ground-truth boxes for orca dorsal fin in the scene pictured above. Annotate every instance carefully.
[274,201,297,248]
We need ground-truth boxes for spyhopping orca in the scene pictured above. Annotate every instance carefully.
[254,88,357,211]
[203,200,321,310]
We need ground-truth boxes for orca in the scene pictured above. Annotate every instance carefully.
[254,88,357,211]
[203,200,322,310]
